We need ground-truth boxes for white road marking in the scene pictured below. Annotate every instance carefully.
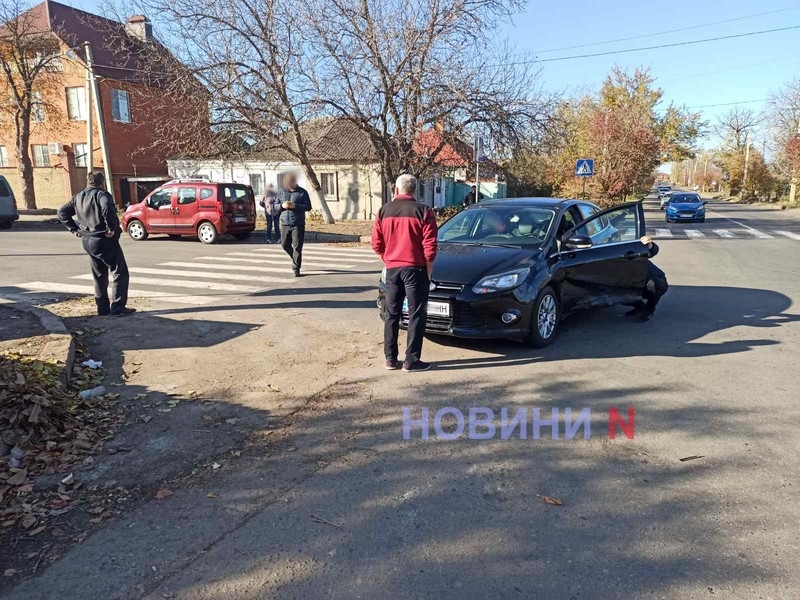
[223,252,360,267]
[741,229,773,239]
[198,256,355,270]
[774,230,800,240]
[684,229,705,238]
[251,247,377,262]
[713,229,737,238]
[14,282,213,305]
[161,261,334,275]
[123,267,295,284]
[654,228,673,238]
[72,274,261,293]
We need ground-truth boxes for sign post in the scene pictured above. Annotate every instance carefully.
[474,135,485,201]
[575,159,594,200]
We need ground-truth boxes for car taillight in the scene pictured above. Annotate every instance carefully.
[12,195,17,209]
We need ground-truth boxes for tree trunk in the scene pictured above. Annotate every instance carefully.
[301,165,335,224]
[15,118,37,210]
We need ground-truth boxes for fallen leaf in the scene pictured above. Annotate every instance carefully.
[207,493,218,499]
[155,489,173,500]
[29,525,46,536]
[202,415,214,423]
[536,494,564,507]
[7,470,28,486]
[211,462,221,470]
[679,455,705,462]
[88,506,105,515]
[21,515,37,529]
[4,569,17,577]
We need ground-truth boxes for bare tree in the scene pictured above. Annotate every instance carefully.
[714,107,760,150]
[0,0,65,209]
[764,78,800,183]
[106,0,340,222]
[305,0,555,183]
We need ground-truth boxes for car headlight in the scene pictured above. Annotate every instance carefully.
[380,266,386,283]
[472,268,530,294]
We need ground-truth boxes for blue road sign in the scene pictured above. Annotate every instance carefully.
[576,159,594,177]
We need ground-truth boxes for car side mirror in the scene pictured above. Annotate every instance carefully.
[702,201,708,206]
[563,235,592,250]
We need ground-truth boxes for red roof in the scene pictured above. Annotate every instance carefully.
[414,128,499,170]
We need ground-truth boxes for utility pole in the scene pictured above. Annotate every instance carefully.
[790,119,800,205]
[85,43,112,191]
[474,134,482,202]
[83,42,93,173]
[742,133,751,198]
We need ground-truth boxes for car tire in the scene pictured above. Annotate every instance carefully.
[127,219,148,241]
[0,221,12,230]
[665,217,670,223]
[524,285,560,348]
[699,217,705,223]
[233,232,251,241]
[197,221,218,244]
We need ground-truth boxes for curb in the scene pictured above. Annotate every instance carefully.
[1,295,75,389]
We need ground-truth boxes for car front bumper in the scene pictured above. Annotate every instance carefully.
[667,211,704,221]
[0,212,19,222]
[377,282,532,340]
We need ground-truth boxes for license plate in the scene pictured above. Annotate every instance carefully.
[679,213,694,218]
[402,299,451,317]
[234,216,248,223]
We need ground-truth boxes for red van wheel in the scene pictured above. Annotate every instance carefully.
[127,219,148,241]
[197,221,218,244]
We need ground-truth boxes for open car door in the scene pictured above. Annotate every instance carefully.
[557,201,649,311]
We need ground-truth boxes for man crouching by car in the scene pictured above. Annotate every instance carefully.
[372,174,438,373]
[627,235,668,322]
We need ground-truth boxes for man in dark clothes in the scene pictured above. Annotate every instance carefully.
[627,235,668,322]
[372,174,438,372]
[277,173,312,276]
[462,185,485,208]
[58,171,135,317]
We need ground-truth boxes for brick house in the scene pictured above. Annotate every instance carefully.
[0,0,203,209]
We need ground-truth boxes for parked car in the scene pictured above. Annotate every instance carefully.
[665,193,706,223]
[657,185,671,200]
[659,191,673,210]
[122,180,256,244]
[0,175,20,230]
[377,198,649,347]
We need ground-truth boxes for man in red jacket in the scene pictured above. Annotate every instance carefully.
[372,174,438,372]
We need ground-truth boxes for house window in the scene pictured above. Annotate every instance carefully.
[320,172,337,200]
[66,87,87,121]
[249,173,263,196]
[31,91,45,122]
[73,143,88,167]
[110,89,131,123]
[0,146,8,167]
[32,144,50,167]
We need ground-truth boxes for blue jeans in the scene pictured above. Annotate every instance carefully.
[265,215,280,241]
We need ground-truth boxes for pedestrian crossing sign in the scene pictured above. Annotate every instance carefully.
[575,159,594,177]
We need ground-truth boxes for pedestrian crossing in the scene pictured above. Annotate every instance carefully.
[649,227,800,241]
[13,243,381,307]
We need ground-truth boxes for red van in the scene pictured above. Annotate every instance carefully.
[122,180,256,244]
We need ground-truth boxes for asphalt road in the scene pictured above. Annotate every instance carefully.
[2,197,800,599]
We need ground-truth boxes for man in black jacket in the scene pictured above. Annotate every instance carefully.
[58,171,135,316]
[278,173,312,276]
[627,235,668,322]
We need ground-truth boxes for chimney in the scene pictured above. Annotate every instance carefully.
[125,15,152,42]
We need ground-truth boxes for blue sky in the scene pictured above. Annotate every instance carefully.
[504,1,799,136]
[70,0,798,144]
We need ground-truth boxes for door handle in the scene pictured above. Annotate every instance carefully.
[623,251,638,260]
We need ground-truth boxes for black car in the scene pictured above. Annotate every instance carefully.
[377,198,650,347]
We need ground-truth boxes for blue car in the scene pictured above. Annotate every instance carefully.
[665,193,706,223]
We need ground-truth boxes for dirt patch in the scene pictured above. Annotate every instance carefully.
[0,307,44,344]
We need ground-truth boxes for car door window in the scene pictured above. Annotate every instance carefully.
[557,208,581,239]
[572,204,640,246]
[177,187,197,205]
[147,189,173,209]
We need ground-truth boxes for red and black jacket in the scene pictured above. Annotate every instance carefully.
[371,195,438,269]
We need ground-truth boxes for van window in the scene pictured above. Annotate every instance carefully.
[0,179,11,196]
[147,189,173,209]
[177,187,197,205]
[221,185,249,203]
[200,188,214,200]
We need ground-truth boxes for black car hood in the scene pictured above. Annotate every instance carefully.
[432,243,540,285]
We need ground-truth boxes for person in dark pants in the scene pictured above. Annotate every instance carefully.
[277,173,312,276]
[372,174,438,372]
[627,235,668,322]
[462,185,485,208]
[58,170,135,316]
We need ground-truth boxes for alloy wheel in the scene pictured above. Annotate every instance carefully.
[537,294,557,339]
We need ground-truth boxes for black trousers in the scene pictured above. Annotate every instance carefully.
[642,276,669,313]
[82,235,129,314]
[281,224,305,272]
[384,266,430,364]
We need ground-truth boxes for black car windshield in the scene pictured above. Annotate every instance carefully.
[670,194,701,203]
[438,206,556,247]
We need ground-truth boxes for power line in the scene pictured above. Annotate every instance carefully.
[685,99,769,109]
[532,7,800,54]
[658,56,794,85]
[496,24,800,66]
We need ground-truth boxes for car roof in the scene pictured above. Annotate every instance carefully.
[470,197,580,209]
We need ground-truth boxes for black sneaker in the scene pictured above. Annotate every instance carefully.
[636,310,654,322]
[625,303,645,317]
[402,360,431,373]
[97,309,110,317]
[293,270,301,277]
[385,359,401,370]
[110,307,137,317]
